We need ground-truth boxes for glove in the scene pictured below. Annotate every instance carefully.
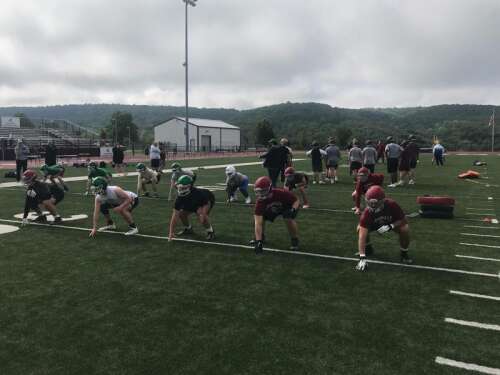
[377,224,394,234]
[21,218,29,226]
[283,207,298,219]
[84,191,89,196]
[356,256,367,271]
[254,240,264,254]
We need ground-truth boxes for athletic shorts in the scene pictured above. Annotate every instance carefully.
[350,161,362,173]
[150,159,160,169]
[387,158,399,173]
[399,160,410,172]
[100,197,139,215]
[326,162,338,169]
[409,159,417,169]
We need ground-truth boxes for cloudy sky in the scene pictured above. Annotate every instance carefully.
[1,0,500,109]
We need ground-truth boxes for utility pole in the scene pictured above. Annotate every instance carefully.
[183,0,197,152]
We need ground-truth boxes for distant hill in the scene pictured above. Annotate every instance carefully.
[0,103,497,150]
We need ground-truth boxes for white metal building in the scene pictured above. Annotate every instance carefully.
[154,117,240,151]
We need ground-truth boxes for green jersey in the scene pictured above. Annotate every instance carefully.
[43,165,64,177]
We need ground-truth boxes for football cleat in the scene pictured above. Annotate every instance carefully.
[302,204,310,209]
[206,231,215,240]
[245,196,251,204]
[177,227,194,236]
[254,240,264,254]
[400,251,413,264]
[50,216,62,225]
[125,227,139,236]
[32,214,48,223]
[98,224,116,232]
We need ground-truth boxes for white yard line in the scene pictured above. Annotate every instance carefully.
[466,213,497,216]
[461,233,500,239]
[460,242,500,249]
[444,318,500,332]
[0,218,498,279]
[455,255,500,263]
[449,290,500,302]
[463,226,499,230]
[435,357,500,374]
[466,208,495,211]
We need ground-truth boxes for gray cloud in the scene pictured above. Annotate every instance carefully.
[1,0,500,108]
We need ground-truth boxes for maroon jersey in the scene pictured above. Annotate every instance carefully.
[376,143,385,157]
[405,142,419,162]
[399,147,411,171]
[359,198,406,230]
[255,188,297,217]
[355,173,384,207]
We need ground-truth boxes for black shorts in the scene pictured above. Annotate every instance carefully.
[100,197,139,215]
[326,162,338,169]
[350,161,362,173]
[363,164,375,173]
[113,158,124,165]
[150,159,160,168]
[410,159,417,169]
[50,186,65,205]
[387,158,399,173]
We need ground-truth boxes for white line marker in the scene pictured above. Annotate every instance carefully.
[463,226,499,230]
[445,318,500,332]
[461,233,500,239]
[456,254,500,262]
[0,218,498,279]
[466,208,495,211]
[460,242,500,249]
[435,356,500,374]
[449,290,500,301]
[489,197,494,200]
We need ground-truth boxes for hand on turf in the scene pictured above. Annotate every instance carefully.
[377,224,393,234]
[168,233,175,242]
[21,218,29,226]
[89,228,97,238]
[254,240,264,254]
[356,256,367,271]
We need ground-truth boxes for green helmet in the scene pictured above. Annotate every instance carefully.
[136,163,146,172]
[40,164,49,172]
[176,175,193,196]
[92,176,108,194]
[88,161,98,171]
[171,162,181,172]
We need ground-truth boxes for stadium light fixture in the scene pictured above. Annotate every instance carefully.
[182,0,198,152]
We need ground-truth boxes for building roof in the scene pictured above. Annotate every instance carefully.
[162,117,239,130]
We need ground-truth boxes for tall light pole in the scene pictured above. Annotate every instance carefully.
[183,0,197,152]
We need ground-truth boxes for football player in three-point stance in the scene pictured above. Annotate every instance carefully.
[168,162,197,201]
[89,177,139,237]
[225,165,251,204]
[41,163,69,191]
[168,175,215,241]
[356,185,412,271]
[21,169,64,225]
[136,163,160,198]
[283,167,310,209]
[85,161,112,195]
[252,176,300,254]
[352,167,384,215]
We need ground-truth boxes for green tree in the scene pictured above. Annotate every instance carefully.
[106,111,139,145]
[335,127,352,148]
[99,128,107,140]
[255,119,275,145]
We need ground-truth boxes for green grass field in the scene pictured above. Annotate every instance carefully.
[0,153,499,375]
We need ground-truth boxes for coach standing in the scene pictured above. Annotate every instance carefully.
[15,138,30,182]
[259,139,290,187]
[149,142,161,172]
[384,136,402,185]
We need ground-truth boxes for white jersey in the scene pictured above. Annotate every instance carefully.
[138,168,158,183]
[97,186,137,206]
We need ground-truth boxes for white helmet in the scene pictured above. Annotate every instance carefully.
[225,165,236,176]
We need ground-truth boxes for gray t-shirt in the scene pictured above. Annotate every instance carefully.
[385,143,402,159]
[325,144,341,164]
[349,146,363,162]
[362,146,377,165]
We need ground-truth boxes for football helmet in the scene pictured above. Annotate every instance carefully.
[136,163,146,172]
[365,185,385,213]
[284,167,295,176]
[22,169,38,186]
[225,165,236,176]
[254,176,272,201]
[92,176,108,195]
[171,162,181,172]
[176,175,193,196]
[87,161,98,171]
[40,164,49,172]
[357,167,370,183]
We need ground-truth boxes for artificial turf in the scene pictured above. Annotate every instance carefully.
[0,153,498,374]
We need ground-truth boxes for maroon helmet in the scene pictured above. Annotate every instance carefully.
[22,169,38,186]
[284,167,295,176]
[254,176,272,201]
[365,185,385,213]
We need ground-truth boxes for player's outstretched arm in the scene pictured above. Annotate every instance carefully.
[89,198,101,237]
[168,210,179,241]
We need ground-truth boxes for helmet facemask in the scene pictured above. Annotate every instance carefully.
[366,197,384,213]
